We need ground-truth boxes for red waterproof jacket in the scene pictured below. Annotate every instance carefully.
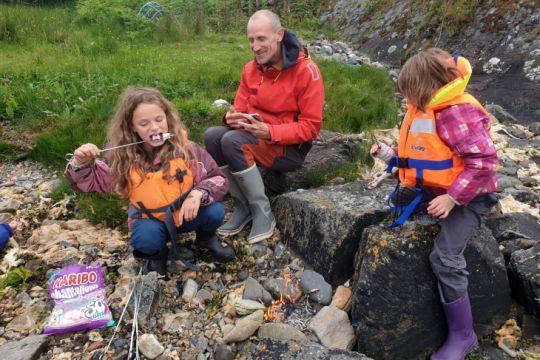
[233,31,325,145]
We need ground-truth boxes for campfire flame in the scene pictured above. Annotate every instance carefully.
[264,272,298,322]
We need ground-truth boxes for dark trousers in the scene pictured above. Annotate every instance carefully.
[130,202,224,256]
[204,126,310,172]
[428,193,498,302]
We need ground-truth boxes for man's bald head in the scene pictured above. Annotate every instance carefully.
[248,10,281,32]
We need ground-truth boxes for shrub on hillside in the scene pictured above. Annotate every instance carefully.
[76,0,150,34]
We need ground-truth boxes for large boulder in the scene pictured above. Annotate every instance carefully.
[260,130,361,195]
[274,180,392,284]
[485,212,540,242]
[351,218,511,360]
[508,243,540,318]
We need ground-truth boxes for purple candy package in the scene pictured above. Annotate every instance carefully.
[43,264,115,335]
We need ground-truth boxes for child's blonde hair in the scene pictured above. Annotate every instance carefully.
[107,87,195,198]
[397,48,463,111]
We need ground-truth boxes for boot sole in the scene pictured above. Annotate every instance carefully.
[247,219,276,244]
[217,217,252,236]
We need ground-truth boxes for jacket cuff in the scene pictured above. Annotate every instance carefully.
[0,223,13,237]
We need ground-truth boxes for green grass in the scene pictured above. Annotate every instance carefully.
[1,4,398,228]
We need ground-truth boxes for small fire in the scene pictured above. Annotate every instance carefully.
[264,271,298,322]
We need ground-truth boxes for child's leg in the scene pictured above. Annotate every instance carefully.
[429,194,497,302]
[130,218,167,256]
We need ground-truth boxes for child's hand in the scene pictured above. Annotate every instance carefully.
[73,143,101,166]
[8,220,17,231]
[177,189,203,226]
[370,142,395,163]
[427,194,455,219]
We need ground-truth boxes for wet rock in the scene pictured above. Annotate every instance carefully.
[485,212,540,242]
[351,220,510,359]
[257,323,308,344]
[501,126,528,139]
[138,334,164,359]
[243,277,273,306]
[308,305,355,350]
[222,310,264,343]
[0,334,48,360]
[274,180,391,284]
[508,244,540,318]
[300,270,332,305]
[331,285,352,312]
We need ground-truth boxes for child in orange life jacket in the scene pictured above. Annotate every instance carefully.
[371,48,498,360]
[66,87,235,276]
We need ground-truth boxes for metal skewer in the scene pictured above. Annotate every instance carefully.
[65,133,173,162]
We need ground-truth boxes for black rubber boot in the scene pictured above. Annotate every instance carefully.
[133,247,168,276]
[196,232,235,263]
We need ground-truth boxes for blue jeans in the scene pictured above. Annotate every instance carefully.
[130,202,225,256]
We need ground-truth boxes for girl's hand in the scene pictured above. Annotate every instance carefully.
[370,142,395,163]
[73,143,101,166]
[427,194,456,219]
[178,189,203,226]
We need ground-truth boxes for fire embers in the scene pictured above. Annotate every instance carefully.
[263,272,314,328]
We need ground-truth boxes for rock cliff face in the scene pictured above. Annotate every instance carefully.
[320,0,540,124]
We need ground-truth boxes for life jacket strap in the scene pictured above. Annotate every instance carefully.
[385,187,424,228]
[134,187,201,272]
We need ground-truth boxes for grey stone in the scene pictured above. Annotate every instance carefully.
[246,340,373,359]
[222,310,264,343]
[300,270,332,305]
[499,238,538,264]
[196,289,213,304]
[6,301,50,333]
[257,323,308,344]
[263,277,301,302]
[0,335,48,360]
[351,221,510,359]
[485,212,540,242]
[496,174,522,192]
[214,344,235,360]
[182,278,198,303]
[274,242,286,257]
[274,180,391,284]
[243,277,273,306]
[138,334,164,359]
[486,105,519,124]
[508,244,540,318]
[129,272,161,327]
[507,138,540,149]
[0,198,22,212]
[248,240,268,257]
[322,45,333,56]
[502,187,540,206]
[212,99,232,109]
[529,122,540,136]
[501,126,528,139]
[498,160,518,176]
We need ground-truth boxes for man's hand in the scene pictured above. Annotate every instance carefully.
[178,189,203,226]
[427,194,456,219]
[225,106,247,129]
[238,113,271,140]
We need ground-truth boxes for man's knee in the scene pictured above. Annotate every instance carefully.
[220,130,247,153]
[204,126,227,149]
[130,219,166,255]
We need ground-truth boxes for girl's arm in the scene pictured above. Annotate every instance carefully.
[65,159,112,193]
[437,104,498,206]
[189,142,229,206]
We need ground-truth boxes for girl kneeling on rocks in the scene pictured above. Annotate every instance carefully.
[371,48,498,360]
[66,87,235,276]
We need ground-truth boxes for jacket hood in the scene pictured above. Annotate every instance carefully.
[428,55,472,109]
[281,30,302,69]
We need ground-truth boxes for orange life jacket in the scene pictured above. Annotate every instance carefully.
[129,157,194,227]
[396,55,490,189]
